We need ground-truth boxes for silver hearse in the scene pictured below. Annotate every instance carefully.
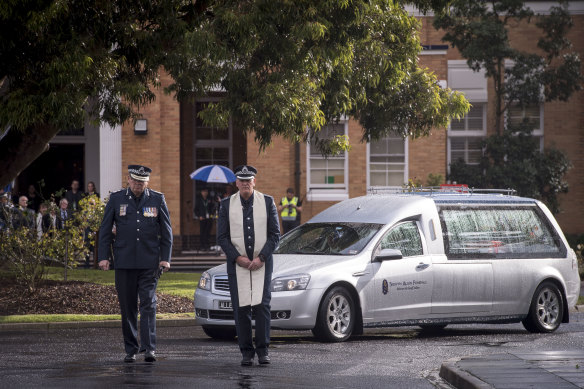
[194,192,580,342]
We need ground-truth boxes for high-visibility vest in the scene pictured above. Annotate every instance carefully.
[281,196,298,221]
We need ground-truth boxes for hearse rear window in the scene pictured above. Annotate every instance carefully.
[439,206,565,259]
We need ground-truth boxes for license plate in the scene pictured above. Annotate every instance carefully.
[219,300,232,310]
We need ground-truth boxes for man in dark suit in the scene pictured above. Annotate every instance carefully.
[56,198,69,229]
[98,165,173,363]
[11,196,35,230]
[217,165,280,366]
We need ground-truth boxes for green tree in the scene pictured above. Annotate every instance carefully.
[435,0,582,212]
[0,0,469,188]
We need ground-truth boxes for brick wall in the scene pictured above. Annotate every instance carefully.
[121,70,181,238]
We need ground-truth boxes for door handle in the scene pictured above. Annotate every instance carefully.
[416,262,430,271]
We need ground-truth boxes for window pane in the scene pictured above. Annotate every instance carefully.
[368,136,406,187]
[310,170,326,184]
[370,140,387,155]
[450,137,466,150]
[387,138,405,154]
[380,222,423,257]
[371,172,386,186]
[450,119,465,131]
[467,117,483,131]
[440,207,563,258]
[310,159,327,169]
[387,172,405,186]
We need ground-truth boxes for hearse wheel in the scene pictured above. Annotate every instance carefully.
[312,286,355,342]
[202,326,237,340]
[522,281,564,333]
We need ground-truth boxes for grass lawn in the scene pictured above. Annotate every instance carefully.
[44,267,201,299]
[0,312,194,324]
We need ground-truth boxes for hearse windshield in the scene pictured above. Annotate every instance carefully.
[276,223,383,255]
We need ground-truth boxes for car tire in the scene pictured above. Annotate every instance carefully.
[312,286,355,342]
[522,281,564,333]
[202,326,237,340]
[419,324,447,332]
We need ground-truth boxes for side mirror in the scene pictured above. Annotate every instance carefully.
[374,248,403,262]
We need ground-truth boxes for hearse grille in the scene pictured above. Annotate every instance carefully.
[213,275,230,293]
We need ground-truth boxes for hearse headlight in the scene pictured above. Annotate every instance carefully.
[198,271,211,291]
[271,274,311,292]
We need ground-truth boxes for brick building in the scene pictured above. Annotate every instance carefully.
[125,2,584,251]
[17,2,583,252]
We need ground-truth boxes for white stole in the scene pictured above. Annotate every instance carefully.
[229,191,267,307]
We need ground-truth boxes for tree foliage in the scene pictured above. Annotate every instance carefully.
[435,1,582,212]
[434,0,582,135]
[0,0,469,188]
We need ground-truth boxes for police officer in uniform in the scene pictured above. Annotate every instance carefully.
[98,165,173,363]
[217,165,280,366]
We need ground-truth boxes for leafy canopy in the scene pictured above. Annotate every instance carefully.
[0,0,468,188]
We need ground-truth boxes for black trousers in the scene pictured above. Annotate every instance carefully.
[228,270,272,358]
[115,268,159,354]
[199,219,212,250]
[281,220,299,234]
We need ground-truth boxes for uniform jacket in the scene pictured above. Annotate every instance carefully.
[217,192,280,276]
[98,187,172,269]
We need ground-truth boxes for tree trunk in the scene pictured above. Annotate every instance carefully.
[0,124,59,189]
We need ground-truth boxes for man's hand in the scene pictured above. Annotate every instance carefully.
[98,260,110,271]
[236,256,251,268]
[248,257,264,271]
[160,261,171,272]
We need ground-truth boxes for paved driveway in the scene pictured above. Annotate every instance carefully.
[1,314,583,388]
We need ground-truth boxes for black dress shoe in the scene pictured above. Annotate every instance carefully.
[258,354,271,365]
[241,355,253,366]
[144,351,156,362]
[124,353,136,363]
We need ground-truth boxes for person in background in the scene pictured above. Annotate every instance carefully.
[57,198,69,229]
[194,187,214,251]
[36,203,48,239]
[0,193,12,231]
[27,184,40,212]
[65,179,83,212]
[277,187,302,234]
[42,202,58,232]
[85,181,100,198]
[12,196,35,230]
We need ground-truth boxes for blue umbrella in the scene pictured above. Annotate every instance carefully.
[190,165,236,183]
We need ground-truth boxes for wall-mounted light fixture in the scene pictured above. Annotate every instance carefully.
[134,119,148,135]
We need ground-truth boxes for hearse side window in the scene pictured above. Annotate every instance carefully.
[379,221,423,257]
[439,206,565,259]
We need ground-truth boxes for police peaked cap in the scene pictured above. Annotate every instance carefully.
[234,165,257,180]
[128,165,152,181]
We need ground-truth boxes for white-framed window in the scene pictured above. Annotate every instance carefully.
[306,122,349,201]
[447,102,487,167]
[506,103,544,150]
[447,61,488,169]
[367,136,408,188]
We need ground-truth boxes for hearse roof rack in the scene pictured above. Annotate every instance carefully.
[367,185,517,196]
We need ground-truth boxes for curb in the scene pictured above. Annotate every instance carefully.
[0,318,197,332]
[2,305,581,333]
[439,358,493,389]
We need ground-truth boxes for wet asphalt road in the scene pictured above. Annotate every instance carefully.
[1,312,583,389]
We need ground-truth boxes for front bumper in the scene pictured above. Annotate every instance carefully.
[194,287,324,330]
